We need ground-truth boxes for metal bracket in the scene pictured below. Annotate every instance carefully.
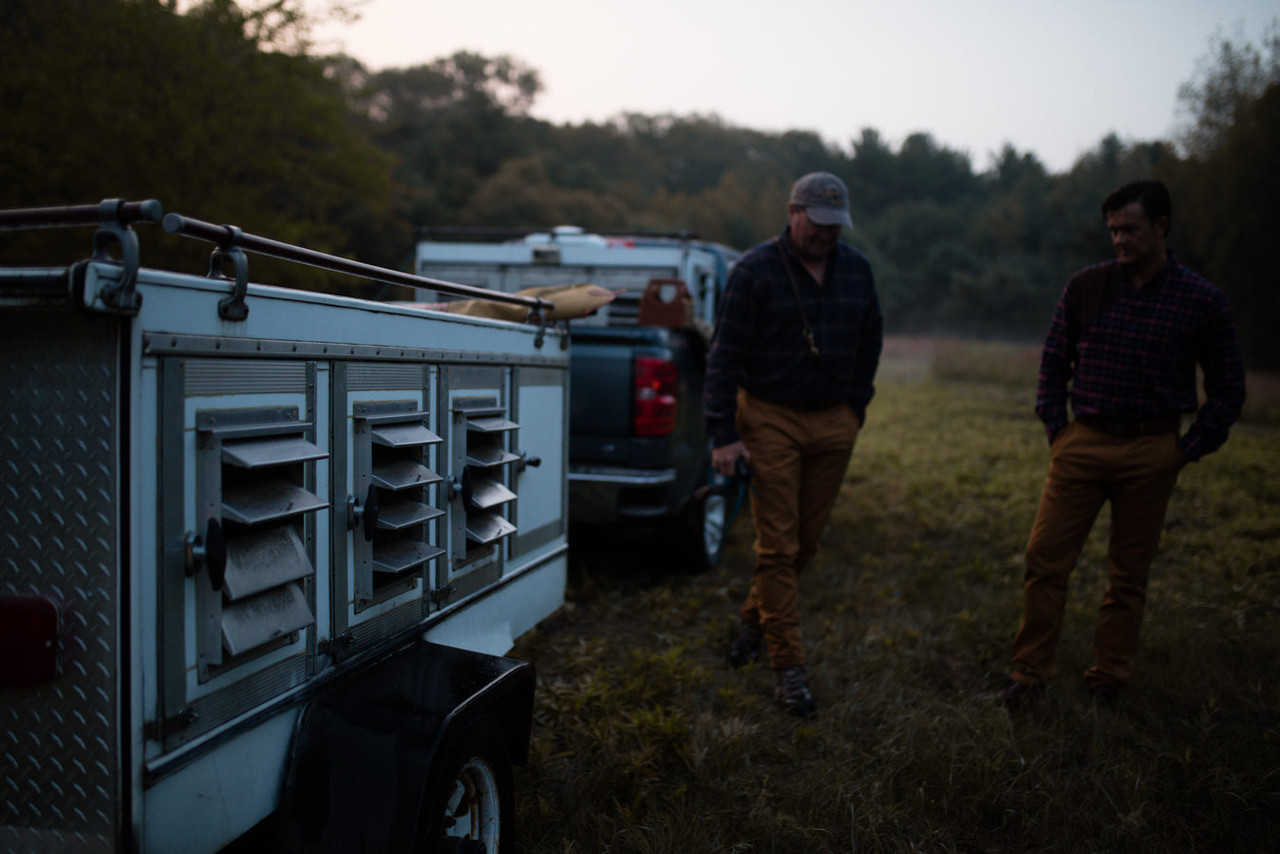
[91,198,148,313]
[145,707,198,742]
[531,307,547,349]
[208,225,250,321]
[430,584,456,605]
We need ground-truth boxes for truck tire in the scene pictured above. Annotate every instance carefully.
[418,717,514,854]
[674,462,729,572]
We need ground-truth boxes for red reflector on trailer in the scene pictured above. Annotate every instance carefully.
[0,595,60,687]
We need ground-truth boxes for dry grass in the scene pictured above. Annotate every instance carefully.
[924,336,1280,427]
[512,337,1280,853]
[1244,372,1280,426]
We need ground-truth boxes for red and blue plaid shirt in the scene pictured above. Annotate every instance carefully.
[1036,253,1245,461]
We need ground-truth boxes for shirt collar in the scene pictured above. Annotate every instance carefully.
[1121,249,1176,291]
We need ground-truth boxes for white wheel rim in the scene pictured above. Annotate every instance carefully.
[703,492,727,559]
[442,757,501,848]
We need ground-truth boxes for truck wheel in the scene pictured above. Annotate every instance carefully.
[676,465,729,572]
[419,718,513,854]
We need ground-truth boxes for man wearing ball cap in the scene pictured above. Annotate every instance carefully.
[706,172,883,716]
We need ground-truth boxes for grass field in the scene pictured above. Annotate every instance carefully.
[512,338,1280,853]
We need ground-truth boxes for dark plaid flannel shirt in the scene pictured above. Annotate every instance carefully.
[704,228,883,447]
[1037,253,1246,461]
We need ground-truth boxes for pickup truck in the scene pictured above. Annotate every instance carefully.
[0,199,570,853]
[414,226,742,570]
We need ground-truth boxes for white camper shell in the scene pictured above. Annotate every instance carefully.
[0,200,570,853]
[414,225,735,329]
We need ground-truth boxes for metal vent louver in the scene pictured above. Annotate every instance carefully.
[462,407,519,548]
[196,407,327,675]
[352,402,444,606]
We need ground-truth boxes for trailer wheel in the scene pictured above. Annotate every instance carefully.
[419,718,513,854]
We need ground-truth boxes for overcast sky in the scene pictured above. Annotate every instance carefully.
[309,0,1277,173]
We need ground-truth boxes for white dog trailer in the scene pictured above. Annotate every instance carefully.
[0,200,570,853]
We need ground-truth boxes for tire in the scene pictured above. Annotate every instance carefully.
[419,718,514,854]
[674,461,730,572]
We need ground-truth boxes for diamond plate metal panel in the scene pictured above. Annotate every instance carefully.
[1,311,118,852]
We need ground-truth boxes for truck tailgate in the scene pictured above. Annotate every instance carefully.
[569,333,634,457]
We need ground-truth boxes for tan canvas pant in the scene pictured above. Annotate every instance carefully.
[1011,420,1184,689]
[736,390,860,670]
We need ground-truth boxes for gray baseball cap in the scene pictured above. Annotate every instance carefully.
[789,172,853,228]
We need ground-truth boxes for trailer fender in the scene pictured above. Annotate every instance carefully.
[275,640,534,853]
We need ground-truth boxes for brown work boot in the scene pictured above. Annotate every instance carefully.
[727,617,763,668]
[773,665,816,717]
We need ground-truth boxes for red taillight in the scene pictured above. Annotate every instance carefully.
[633,355,678,436]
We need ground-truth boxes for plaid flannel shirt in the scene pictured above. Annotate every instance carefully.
[704,228,883,447]
[1036,253,1246,461]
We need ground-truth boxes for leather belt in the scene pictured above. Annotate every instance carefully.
[1075,415,1181,438]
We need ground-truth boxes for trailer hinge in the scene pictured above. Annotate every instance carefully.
[430,584,456,605]
[145,707,198,742]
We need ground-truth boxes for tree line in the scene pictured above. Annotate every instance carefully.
[2,0,1276,368]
